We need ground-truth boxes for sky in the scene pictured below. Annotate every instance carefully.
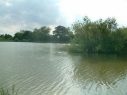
[0,0,127,35]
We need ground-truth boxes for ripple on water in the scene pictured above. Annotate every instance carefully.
[1,43,127,95]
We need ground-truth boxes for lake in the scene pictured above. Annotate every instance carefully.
[0,42,127,95]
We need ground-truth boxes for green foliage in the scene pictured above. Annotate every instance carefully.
[53,25,68,36]
[13,30,33,42]
[53,25,74,43]
[69,17,127,53]
[0,34,12,41]
[0,85,19,95]
[0,25,74,43]
[13,26,51,42]
[32,26,51,42]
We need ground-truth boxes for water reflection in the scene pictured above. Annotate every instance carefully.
[69,53,127,95]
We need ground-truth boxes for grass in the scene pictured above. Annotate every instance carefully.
[0,85,19,95]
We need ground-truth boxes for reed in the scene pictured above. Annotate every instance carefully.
[0,85,19,95]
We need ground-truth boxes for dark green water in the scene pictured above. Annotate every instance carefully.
[0,42,127,95]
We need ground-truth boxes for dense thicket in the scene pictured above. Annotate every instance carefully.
[69,16,127,53]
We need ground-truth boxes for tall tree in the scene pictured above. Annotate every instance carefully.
[53,25,73,42]
[53,25,68,38]
[33,26,51,42]
[69,16,126,53]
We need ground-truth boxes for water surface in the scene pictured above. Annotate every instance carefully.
[0,42,127,95]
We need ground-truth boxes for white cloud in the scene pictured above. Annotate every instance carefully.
[60,0,127,26]
[5,1,12,6]
[0,0,65,35]
[1,0,127,35]
[0,25,21,36]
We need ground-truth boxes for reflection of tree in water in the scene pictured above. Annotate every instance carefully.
[70,53,127,87]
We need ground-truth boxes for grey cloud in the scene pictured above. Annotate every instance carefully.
[0,0,67,35]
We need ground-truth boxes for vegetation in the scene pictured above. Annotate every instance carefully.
[0,25,73,43]
[1,16,127,54]
[69,16,127,54]
[53,25,74,43]
[0,34,13,41]
[0,85,19,95]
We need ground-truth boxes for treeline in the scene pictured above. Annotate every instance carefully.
[0,34,13,41]
[1,16,127,54]
[69,16,127,54]
[0,25,74,43]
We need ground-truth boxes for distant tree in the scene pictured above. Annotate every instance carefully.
[13,30,33,42]
[0,34,5,41]
[32,28,40,41]
[22,30,32,41]
[39,26,51,41]
[53,25,73,42]
[0,34,4,38]
[3,34,13,41]
[33,26,51,42]
[13,32,23,41]
[53,25,68,37]
[4,34,12,39]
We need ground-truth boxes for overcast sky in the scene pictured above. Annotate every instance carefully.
[1,0,127,35]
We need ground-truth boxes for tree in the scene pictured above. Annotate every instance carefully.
[33,26,51,42]
[69,16,127,53]
[4,34,12,39]
[53,25,68,37]
[0,34,5,41]
[13,32,23,41]
[33,28,40,41]
[39,26,51,41]
[53,25,73,42]
[13,30,33,42]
